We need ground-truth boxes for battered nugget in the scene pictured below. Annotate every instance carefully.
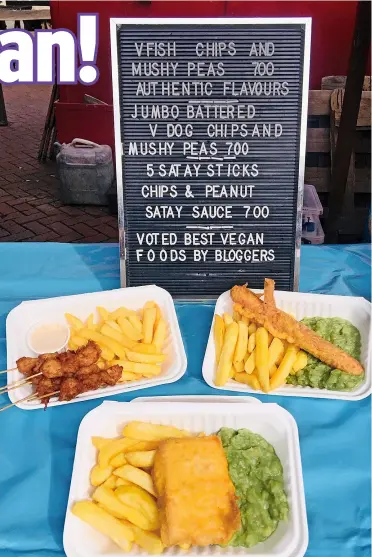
[152,435,240,547]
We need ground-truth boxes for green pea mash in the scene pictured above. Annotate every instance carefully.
[218,427,288,548]
[286,317,363,391]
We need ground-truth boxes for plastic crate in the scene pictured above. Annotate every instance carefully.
[302,184,324,244]
[303,184,323,217]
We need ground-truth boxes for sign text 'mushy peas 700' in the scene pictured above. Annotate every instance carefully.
[110,18,311,298]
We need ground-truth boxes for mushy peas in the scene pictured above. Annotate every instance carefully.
[218,428,288,548]
[286,317,363,391]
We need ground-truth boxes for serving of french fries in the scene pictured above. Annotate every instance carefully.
[214,309,308,392]
[65,302,168,383]
[71,421,191,554]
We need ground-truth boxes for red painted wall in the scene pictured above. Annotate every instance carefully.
[52,0,226,104]
[226,1,360,90]
[51,0,361,148]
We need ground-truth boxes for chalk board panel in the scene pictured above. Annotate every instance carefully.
[113,20,310,297]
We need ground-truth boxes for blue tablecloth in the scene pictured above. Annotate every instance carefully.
[0,243,370,557]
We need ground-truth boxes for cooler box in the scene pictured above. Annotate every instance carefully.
[56,138,114,206]
[302,184,324,244]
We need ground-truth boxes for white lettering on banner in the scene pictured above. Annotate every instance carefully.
[184,232,215,246]
[194,249,208,262]
[145,162,259,178]
[145,206,183,219]
[206,163,259,178]
[152,163,202,178]
[207,123,249,138]
[149,124,158,138]
[249,42,275,57]
[252,123,283,138]
[215,249,275,263]
[0,31,34,83]
[136,249,187,263]
[223,81,289,96]
[167,124,193,138]
[136,232,178,246]
[0,30,77,84]
[136,81,158,96]
[141,185,178,198]
[130,104,180,119]
[220,232,264,245]
[132,62,179,77]
[161,81,214,96]
[128,142,174,156]
[187,61,225,77]
[0,15,99,85]
[195,42,236,57]
[186,103,255,119]
[183,142,218,156]
[205,185,255,198]
[134,42,177,57]
[251,61,275,77]
[137,80,221,96]
[192,206,232,219]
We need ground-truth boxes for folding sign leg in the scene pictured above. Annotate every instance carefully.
[326,1,371,243]
[0,84,8,127]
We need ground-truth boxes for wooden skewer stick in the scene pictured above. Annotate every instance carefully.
[0,372,42,395]
[0,367,17,375]
[0,390,59,412]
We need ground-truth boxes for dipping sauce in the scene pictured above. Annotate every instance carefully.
[28,323,69,354]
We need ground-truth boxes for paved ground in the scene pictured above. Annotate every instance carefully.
[0,6,51,21]
[0,84,118,242]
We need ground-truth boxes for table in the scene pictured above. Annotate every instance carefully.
[0,243,370,557]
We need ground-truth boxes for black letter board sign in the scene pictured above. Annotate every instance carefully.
[110,18,311,298]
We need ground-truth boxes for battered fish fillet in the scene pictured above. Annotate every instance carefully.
[231,283,364,376]
[152,436,240,547]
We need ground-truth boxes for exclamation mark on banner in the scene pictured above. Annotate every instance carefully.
[78,14,99,85]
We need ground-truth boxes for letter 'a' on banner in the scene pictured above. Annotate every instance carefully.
[110,18,311,299]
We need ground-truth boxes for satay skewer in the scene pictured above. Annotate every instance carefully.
[0,368,17,375]
[0,345,121,411]
[0,371,42,395]
[1,342,102,378]
[0,390,59,412]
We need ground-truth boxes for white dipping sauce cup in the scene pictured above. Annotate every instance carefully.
[27,322,70,355]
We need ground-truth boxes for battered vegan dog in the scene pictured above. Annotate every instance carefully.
[231,280,364,376]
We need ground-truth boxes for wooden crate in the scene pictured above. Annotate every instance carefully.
[321,75,371,91]
[305,86,371,241]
